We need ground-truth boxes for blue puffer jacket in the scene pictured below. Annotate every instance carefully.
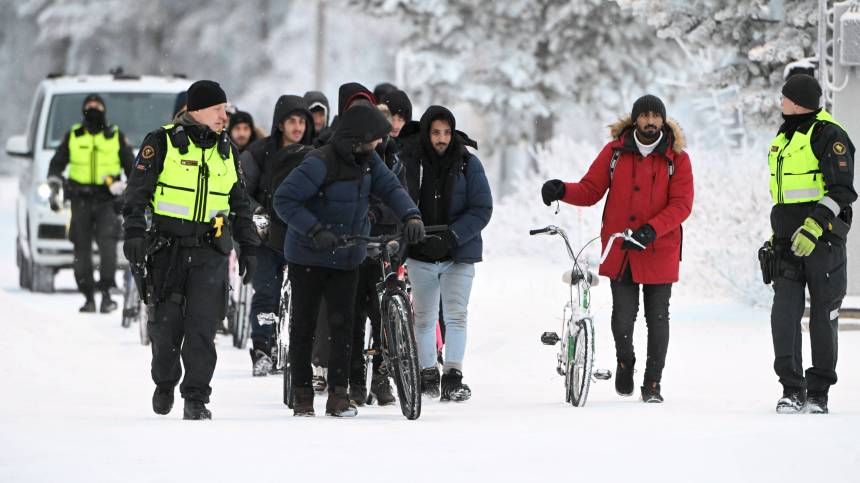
[273,149,419,270]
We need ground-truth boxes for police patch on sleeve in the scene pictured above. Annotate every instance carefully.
[833,142,847,156]
[141,146,155,159]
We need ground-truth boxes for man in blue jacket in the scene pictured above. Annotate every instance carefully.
[401,106,493,402]
[274,100,424,417]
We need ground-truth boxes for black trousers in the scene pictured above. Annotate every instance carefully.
[771,239,846,392]
[350,262,384,384]
[148,244,229,403]
[288,262,359,390]
[69,196,120,297]
[609,265,673,384]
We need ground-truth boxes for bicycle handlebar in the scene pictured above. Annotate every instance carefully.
[529,225,645,264]
[337,224,449,247]
[529,227,551,236]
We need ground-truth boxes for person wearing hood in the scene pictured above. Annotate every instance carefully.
[315,82,377,147]
[243,95,315,377]
[123,80,259,420]
[380,90,412,141]
[373,82,398,104]
[400,106,492,403]
[47,93,135,313]
[273,101,424,417]
[304,90,330,142]
[761,75,856,414]
[228,110,258,153]
[541,95,694,404]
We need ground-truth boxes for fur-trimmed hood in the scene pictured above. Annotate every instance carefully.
[609,115,686,154]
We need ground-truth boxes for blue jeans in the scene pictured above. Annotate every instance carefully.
[405,259,475,372]
[250,245,287,348]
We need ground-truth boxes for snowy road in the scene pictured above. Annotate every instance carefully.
[1,175,858,482]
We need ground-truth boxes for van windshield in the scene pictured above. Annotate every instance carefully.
[44,92,179,149]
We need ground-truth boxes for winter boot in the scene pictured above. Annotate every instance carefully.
[640,381,663,403]
[349,384,367,407]
[776,386,806,414]
[312,366,328,394]
[806,390,828,414]
[293,388,315,417]
[100,291,118,314]
[80,296,96,313]
[250,342,273,377]
[615,359,635,397]
[183,399,212,420]
[369,373,396,406]
[440,369,472,402]
[152,386,174,415]
[326,386,357,417]
[421,367,441,398]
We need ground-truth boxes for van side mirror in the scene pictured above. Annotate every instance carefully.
[6,135,31,157]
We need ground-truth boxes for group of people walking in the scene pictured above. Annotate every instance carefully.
[47,70,852,420]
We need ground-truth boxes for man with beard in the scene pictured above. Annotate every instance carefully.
[541,95,694,403]
[47,94,135,313]
[228,110,258,154]
[241,96,315,376]
[274,101,424,417]
[400,106,492,402]
[123,80,259,420]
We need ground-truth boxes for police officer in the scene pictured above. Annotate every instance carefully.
[123,80,259,420]
[768,74,856,414]
[47,94,135,313]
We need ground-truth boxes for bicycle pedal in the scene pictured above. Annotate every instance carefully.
[363,349,378,356]
[593,369,612,381]
[541,332,560,346]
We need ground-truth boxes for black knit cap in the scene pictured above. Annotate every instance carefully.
[381,90,413,122]
[631,95,666,121]
[186,80,227,111]
[82,93,105,110]
[782,74,822,110]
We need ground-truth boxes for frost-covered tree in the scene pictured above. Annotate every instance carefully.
[617,0,818,129]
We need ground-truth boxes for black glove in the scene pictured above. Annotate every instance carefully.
[403,218,425,244]
[621,224,657,251]
[418,231,454,260]
[541,179,566,206]
[123,237,146,265]
[48,181,62,212]
[312,228,338,250]
[238,254,257,285]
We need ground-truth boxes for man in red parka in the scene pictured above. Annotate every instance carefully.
[541,95,694,403]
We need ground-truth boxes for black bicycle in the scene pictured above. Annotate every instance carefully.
[257,265,293,407]
[336,225,447,420]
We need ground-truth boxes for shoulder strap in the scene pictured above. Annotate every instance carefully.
[319,145,340,188]
[103,125,116,139]
[167,125,190,155]
[217,130,231,160]
[608,149,674,188]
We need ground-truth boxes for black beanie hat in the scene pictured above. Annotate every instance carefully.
[82,93,105,111]
[631,95,667,122]
[782,74,822,111]
[381,90,413,122]
[186,80,227,111]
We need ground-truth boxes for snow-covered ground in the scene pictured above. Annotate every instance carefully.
[1,175,859,482]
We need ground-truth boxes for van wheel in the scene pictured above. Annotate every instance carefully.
[30,263,55,293]
[17,241,32,290]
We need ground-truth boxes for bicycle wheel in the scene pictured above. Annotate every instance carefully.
[121,269,136,328]
[232,282,253,349]
[567,319,593,407]
[281,278,294,408]
[385,294,421,420]
[139,302,150,346]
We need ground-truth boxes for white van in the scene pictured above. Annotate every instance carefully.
[5,73,191,292]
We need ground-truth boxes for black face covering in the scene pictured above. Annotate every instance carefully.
[83,108,106,129]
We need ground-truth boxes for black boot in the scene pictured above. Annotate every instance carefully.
[100,291,117,313]
[183,399,212,420]
[369,373,396,406]
[250,341,272,377]
[641,381,663,403]
[776,386,806,414]
[440,369,471,402]
[349,384,367,407]
[80,296,96,313]
[326,386,357,417]
[293,388,315,417]
[806,390,828,414]
[152,386,174,415]
[615,358,635,397]
[421,367,440,398]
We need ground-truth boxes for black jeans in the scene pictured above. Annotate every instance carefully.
[288,262,359,390]
[350,262,384,385]
[771,239,846,392]
[148,245,229,403]
[69,196,120,297]
[609,265,673,384]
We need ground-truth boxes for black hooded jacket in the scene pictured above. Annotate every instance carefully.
[228,110,258,153]
[316,83,376,147]
[240,95,314,210]
[304,90,330,141]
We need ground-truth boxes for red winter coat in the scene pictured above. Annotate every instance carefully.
[561,116,694,284]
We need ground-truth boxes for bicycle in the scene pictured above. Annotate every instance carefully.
[336,225,447,420]
[256,265,293,407]
[530,225,643,407]
[227,214,268,349]
[121,265,149,345]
